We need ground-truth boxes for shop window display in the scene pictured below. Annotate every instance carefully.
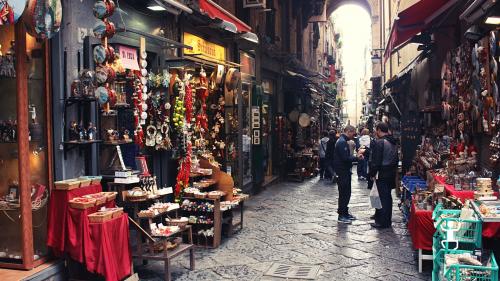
[0,24,51,269]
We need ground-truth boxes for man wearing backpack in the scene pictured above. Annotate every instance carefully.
[318,131,329,180]
[369,122,398,229]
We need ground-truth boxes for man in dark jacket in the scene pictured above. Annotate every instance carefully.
[369,122,398,229]
[334,125,364,224]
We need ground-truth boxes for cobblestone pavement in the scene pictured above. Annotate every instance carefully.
[137,169,432,281]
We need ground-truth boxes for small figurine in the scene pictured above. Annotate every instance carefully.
[87,122,96,140]
[122,129,130,142]
[69,121,79,141]
[78,123,87,141]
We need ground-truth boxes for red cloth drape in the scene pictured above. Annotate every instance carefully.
[435,175,500,239]
[47,184,103,254]
[47,184,131,281]
[434,175,499,202]
[86,214,132,281]
[408,175,500,250]
[408,199,435,250]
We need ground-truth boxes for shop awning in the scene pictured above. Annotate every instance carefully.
[384,0,458,61]
[199,0,252,33]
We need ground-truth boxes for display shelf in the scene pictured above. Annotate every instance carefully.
[137,207,179,220]
[64,96,97,106]
[129,217,194,281]
[180,197,221,248]
[63,140,102,158]
[102,140,134,146]
[132,243,193,260]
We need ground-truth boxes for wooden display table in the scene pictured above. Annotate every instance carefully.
[130,220,194,281]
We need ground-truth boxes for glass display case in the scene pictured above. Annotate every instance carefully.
[0,23,52,270]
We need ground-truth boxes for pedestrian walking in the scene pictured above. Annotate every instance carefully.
[369,122,398,229]
[333,125,364,224]
[318,131,329,180]
[325,130,337,182]
[357,128,371,181]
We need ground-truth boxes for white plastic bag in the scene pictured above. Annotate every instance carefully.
[370,181,382,209]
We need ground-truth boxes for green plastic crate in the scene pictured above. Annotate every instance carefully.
[443,253,498,281]
[433,204,482,248]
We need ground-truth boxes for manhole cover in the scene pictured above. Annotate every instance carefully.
[264,263,320,279]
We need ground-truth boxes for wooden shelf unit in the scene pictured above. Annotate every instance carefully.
[180,197,222,248]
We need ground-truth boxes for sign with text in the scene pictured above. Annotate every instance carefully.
[240,51,255,76]
[183,32,226,63]
[118,45,140,70]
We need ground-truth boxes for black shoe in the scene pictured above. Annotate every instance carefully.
[346,213,357,220]
[338,216,352,224]
[370,222,390,229]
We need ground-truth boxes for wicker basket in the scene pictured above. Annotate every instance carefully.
[83,194,107,205]
[101,192,117,202]
[207,191,226,199]
[88,211,113,223]
[194,192,207,199]
[110,208,124,218]
[69,198,96,209]
[137,210,155,218]
[54,180,80,190]
[126,188,148,202]
[78,178,91,187]
[166,218,189,228]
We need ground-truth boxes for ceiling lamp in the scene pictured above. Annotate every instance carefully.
[147,5,166,11]
[464,25,485,41]
[238,32,259,44]
[485,16,500,25]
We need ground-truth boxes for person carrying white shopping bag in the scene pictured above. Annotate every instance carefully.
[369,178,382,210]
[369,122,398,229]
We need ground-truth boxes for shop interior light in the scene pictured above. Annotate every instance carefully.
[464,25,485,41]
[147,5,167,11]
[485,16,500,24]
[238,32,259,44]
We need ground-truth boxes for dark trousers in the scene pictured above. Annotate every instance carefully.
[319,158,327,178]
[337,172,351,216]
[357,158,368,178]
[375,178,395,226]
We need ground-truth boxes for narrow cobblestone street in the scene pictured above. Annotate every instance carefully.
[137,169,432,281]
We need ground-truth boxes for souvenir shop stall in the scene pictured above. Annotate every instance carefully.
[283,75,321,181]
[400,30,500,279]
[0,0,60,271]
[44,2,250,280]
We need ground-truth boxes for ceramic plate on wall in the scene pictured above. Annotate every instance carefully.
[0,0,27,24]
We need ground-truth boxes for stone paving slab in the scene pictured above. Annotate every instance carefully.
[136,168,432,280]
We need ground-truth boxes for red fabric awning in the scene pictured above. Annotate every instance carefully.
[384,0,456,62]
[199,0,252,33]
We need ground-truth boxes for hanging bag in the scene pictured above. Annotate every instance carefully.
[370,178,382,209]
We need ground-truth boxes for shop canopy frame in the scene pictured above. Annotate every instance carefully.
[115,25,193,50]
[286,70,332,97]
[383,0,459,62]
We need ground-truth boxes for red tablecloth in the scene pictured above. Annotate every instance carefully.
[434,175,499,201]
[47,184,131,281]
[408,201,435,251]
[433,175,500,238]
[47,184,104,254]
[86,214,132,281]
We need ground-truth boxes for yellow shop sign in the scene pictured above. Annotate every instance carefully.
[183,32,226,62]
